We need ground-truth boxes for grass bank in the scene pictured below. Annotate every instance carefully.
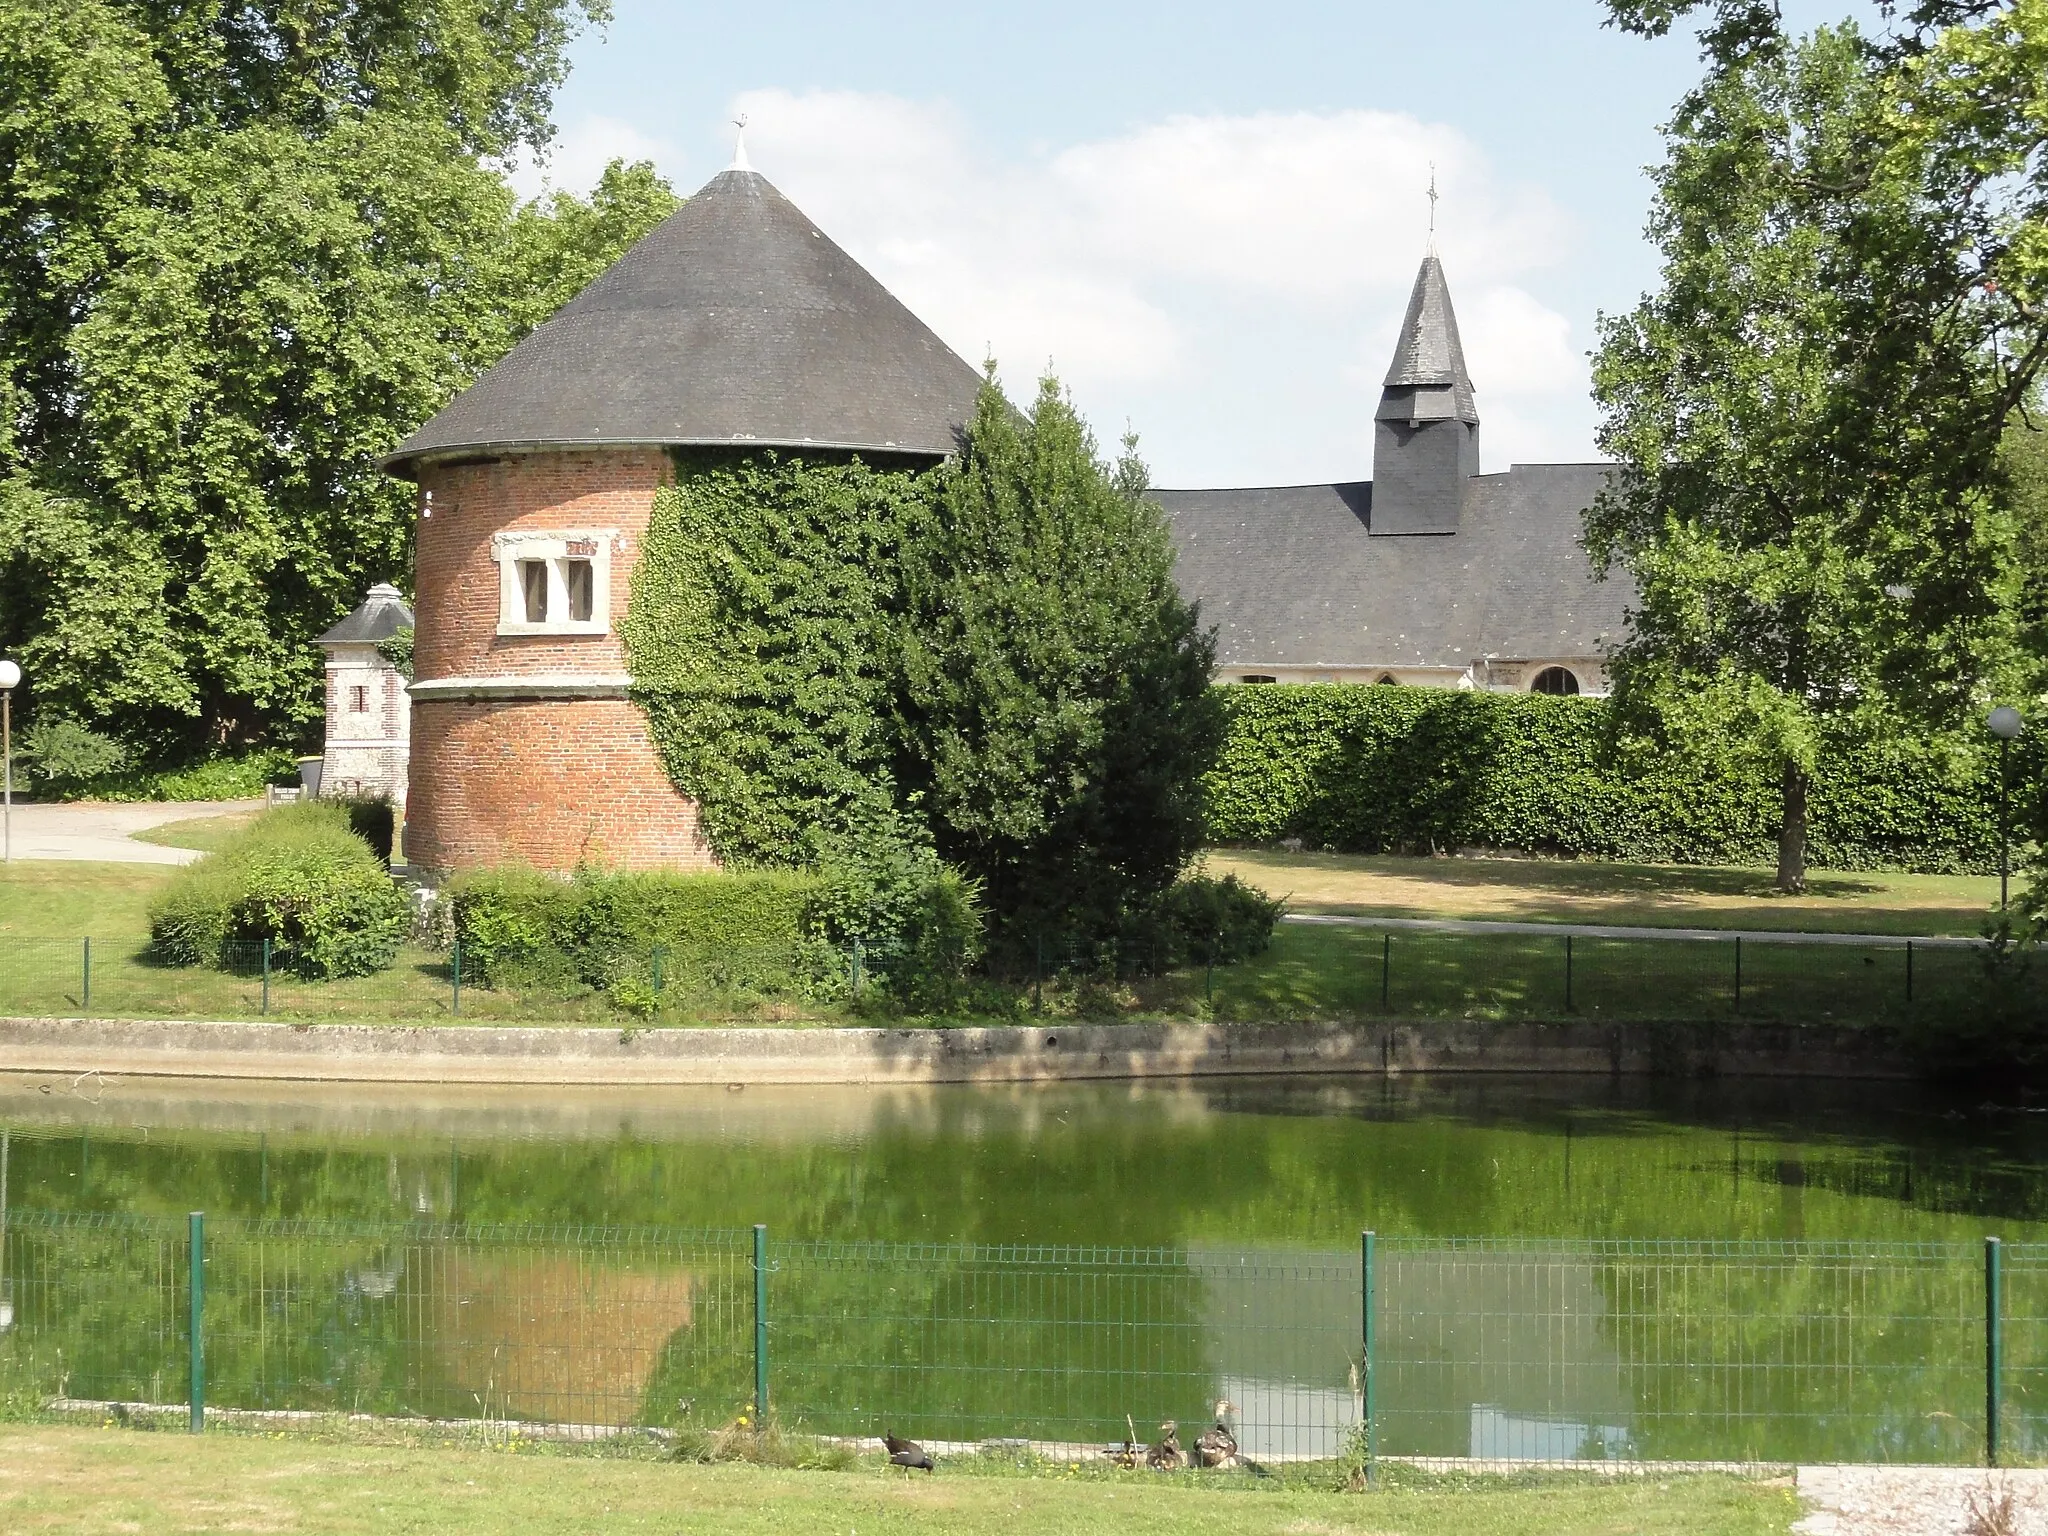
[0,848,2004,1030]
[0,1423,1798,1535]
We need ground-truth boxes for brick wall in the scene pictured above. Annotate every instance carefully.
[405,447,718,874]
[406,696,717,873]
[413,449,670,679]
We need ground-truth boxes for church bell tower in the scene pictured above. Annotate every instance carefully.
[1371,254,1480,535]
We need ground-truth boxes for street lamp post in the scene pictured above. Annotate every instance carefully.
[1988,705,2024,913]
[0,659,18,865]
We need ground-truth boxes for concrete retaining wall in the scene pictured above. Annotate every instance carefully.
[0,1016,1915,1086]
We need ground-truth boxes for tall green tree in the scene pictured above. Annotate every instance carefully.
[1592,14,2032,889]
[895,373,1221,947]
[0,0,673,758]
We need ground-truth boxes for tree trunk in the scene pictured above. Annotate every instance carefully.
[1776,758,1808,893]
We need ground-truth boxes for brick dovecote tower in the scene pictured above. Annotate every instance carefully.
[382,146,983,875]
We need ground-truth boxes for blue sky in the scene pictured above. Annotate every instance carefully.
[515,0,1860,486]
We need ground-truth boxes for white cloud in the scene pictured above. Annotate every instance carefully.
[512,90,1595,480]
[504,115,683,203]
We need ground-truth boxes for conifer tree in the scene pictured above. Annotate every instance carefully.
[895,373,1221,949]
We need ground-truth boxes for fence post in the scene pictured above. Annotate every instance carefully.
[1987,1235,2003,1467]
[188,1211,205,1433]
[850,938,863,1000]
[652,945,665,995]
[1733,936,1742,1015]
[80,938,90,1013]
[260,936,271,1015]
[1380,933,1391,1012]
[1906,940,1914,1004]
[1033,934,1043,1011]
[1361,1229,1377,1487]
[752,1223,769,1425]
[451,935,462,1017]
[1564,935,1574,1013]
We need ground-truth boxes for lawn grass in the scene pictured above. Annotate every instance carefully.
[0,858,2001,1028]
[1204,848,2003,938]
[130,808,262,854]
[0,1423,1801,1535]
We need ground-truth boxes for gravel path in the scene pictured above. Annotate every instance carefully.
[1795,1466,2048,1535]
[0,799,259,865]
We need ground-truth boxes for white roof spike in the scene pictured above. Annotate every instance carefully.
[1426,163,1438,255]
[730,114,753,173]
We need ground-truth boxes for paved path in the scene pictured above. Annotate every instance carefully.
[0,799,259,866]
[1794,1464,2048,1534]
[1283,912,1984,949]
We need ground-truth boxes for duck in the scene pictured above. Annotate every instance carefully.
[884,1432,934,1474]
[1105,1414,1141,1469]
[1145,1419,1185,1471]
[1194,1399,1239,1469]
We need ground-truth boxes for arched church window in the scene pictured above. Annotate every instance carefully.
[1238,674,1277,685]
[1375,674,1399,686]
[1531,667,1580,696]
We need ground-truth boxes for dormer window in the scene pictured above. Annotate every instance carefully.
[493,530,614,636]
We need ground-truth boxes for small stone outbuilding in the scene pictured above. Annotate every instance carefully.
[315,582,413,805]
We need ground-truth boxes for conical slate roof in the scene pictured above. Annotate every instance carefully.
[1378,255,1479,425]
[385,168,985,469]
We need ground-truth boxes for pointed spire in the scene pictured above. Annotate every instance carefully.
[1371,250,1480,535]
[1382,255,1478,423]
[729,114,753,173]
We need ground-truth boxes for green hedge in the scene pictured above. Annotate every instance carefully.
[447,854,987,1010]
[446,866,828,993]
[147,801,409,977]
[1204,686,2013,872]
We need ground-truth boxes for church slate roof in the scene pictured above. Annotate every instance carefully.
[1152,464,1634,669]
[385,168,986,471]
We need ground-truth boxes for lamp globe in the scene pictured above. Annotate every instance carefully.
[1989,705,2024,741]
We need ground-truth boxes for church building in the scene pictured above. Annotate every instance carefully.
[380,152,1627,873]
[1153,257,1629,696]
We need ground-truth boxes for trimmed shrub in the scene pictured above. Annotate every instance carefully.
[147,801,408,977]
[1159,873,1284,966]
[1206,685,2013,873]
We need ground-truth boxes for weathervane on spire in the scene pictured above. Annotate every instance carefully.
[1427,163,1438,254]
[730,113,752,173]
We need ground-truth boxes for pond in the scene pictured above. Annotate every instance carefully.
[0,1071,2042,1465]
[0,1072,2040,1243]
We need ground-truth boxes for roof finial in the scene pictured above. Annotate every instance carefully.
[1426,163,1438,255]
[730,114,752,173]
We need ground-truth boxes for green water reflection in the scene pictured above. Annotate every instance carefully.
[0,1073,2043,1463]
[0,1074,2042,1244]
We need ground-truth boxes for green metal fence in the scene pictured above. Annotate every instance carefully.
[0,1212,2042,1466]
[0,937,845,1025]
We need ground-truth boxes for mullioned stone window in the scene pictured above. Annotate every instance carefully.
[491,529,617,636]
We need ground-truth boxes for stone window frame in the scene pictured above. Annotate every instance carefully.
[491,528,619,637]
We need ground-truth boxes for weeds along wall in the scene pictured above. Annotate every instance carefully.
[1206,685,2020,872]
[622,448,933,864]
